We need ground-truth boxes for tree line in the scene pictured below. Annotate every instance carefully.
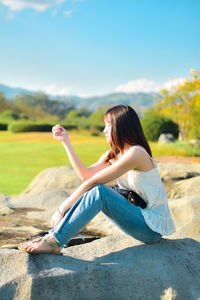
[1,69,199,140]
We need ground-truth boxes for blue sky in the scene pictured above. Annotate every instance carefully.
[0,0,199,97]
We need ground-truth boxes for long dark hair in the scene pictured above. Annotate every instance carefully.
[104,104,152,162]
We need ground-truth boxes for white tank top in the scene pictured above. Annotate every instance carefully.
[114,146,175,236]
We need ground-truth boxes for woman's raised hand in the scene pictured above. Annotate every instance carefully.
[52,125,68,142]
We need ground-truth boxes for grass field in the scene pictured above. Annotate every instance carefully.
[0,130,200,195]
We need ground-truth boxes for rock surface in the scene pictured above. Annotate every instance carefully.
[1,235,200,300]
[158,133,176,144]
[168,176,200,199]
[170,195,200,240]
[158,162,200,182]
[1,163,200,299]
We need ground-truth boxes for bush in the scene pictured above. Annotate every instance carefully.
[60,123,78,130]
[141,109,179,141]
[8,122,53,133]
[0,110,20,121]
[0,123,8,130]
[89,111,105,133]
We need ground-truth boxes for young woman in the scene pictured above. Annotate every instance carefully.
[18,105,175,254]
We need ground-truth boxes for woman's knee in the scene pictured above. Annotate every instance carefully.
[89,184,108,194]
[87,184,109,201]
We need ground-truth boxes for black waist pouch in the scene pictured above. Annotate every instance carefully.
[112,186,147,209]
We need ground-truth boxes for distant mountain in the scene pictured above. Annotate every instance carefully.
[0,83,32,100]
[72,92,160,111]
[0,83,160,111]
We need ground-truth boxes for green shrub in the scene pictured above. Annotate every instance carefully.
[0,123,8,130]
[141,109,179,141]
[89,111,104,125]
[65,110,81,119]
[8,122,53,133]
[89,111,105,133]
[76,118,90,130]
[0,110,20,121]
[60,123,78,130]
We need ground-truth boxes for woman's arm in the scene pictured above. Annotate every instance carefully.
[58,147,139,213]
[52,125,110,181]
[51,147,143,228]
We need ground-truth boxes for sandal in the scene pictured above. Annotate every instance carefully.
[18,237,63,255]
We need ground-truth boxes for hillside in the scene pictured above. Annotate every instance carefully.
[0,83,160,112]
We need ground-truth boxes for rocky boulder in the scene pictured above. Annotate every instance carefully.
[1,235,200,300]
[158,133,176,144]
[168,176,200,199]
[158,162,200,196]
[169,195,200,240]
[1,163,200,299]
[158,162,200,182]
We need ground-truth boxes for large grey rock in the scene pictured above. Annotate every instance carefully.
[21,166,116,196]
[0,235,200,300]
[168,176,200,199]
[158,162,200,182]
[22,166,82,195]
[169,194,200,240]
[10,189,69,224]
[9,166,116,220]
[158,133,176,144]
[1,163,200,299]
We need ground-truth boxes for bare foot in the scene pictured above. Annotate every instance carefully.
[19,235,61,254]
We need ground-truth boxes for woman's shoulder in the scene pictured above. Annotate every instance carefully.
[127,145,152,159]
[125,145,156,171]
[125,145,147,156]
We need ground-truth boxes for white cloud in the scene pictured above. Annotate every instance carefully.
[115,79,159,93]
[42,84,72,96]
[115,78,186,94]
[0,0,65,11]
[63,9,72,17]
[159,78,186,90]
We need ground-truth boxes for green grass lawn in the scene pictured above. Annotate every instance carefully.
[0,131,109,195]
[0,130,199,195]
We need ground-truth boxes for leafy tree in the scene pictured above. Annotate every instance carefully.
[79,105,92,117]
[141,109,179,141]
[89,111,105,123]
[64,110,90,130]
[13,102,55,121]
[89,111,105,127]
[66,110,81,120]
[14,92,75,120]
[155,70,200,140]
[0,92,11,113]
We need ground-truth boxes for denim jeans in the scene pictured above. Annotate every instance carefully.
[50,184,162,247]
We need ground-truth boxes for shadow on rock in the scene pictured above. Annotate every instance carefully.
[1,236,200,300]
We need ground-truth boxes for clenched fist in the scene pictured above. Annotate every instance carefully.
[52,125,69,142]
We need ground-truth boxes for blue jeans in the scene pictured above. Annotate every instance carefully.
[50,185,162,247]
